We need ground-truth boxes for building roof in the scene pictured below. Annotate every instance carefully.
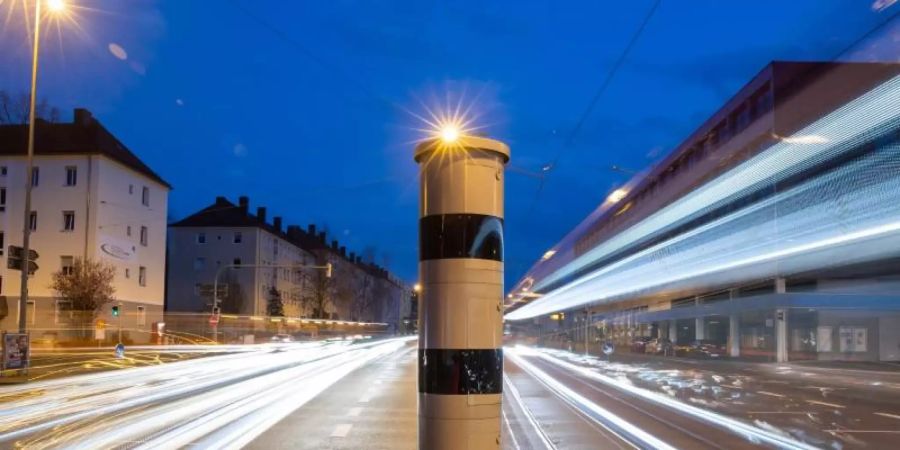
[170,196,401,283]
[0,108,171,188]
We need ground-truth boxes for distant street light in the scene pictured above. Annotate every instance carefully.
[413,283,422,293]
[19,0,70,333]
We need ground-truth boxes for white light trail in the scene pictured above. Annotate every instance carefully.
[508,74,900,320]
[0,339,412,448]
[510,347,819,450]
[507,349,673,450]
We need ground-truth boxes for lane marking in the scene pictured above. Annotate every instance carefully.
[756,391,786,398]
[805,400,845,409]
[331,424,352,438]
[348,407,363,417]
[874,412,900,420]
[825,430,900,434]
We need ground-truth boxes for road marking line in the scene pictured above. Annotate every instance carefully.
[331,424,353,438]
[348,407,363,417]
[874,412,900,420]
[756,391,786,398]
[825,430,900,434]
[806,400,845,409]
[748,411,812,414]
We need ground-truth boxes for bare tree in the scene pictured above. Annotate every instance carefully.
[49,258,116,336]
[0,90,61,124]
[267,286,285,317]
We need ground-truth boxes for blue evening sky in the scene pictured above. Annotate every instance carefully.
[1,1,896,285]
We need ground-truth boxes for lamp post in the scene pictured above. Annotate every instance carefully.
[18,0,67,333]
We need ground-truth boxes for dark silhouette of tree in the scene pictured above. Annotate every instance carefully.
[0,90,60,124]
[267,286,285,317]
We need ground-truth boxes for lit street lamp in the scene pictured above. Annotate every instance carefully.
[18,0,68,333]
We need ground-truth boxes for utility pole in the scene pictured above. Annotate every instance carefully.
[415,131,510,449]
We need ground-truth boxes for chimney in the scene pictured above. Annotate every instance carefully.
[238,196,249,213]
[273,216,282,232]
[308,224,316,235]
[73,108,93,126]
[256,207,267,223]
[339,246,346,257]
[349,252,356,261]
[318,231,326,243]
[215,196,227,205]
[286,225,300,237]
[331,240,338,250]
[355,256,362,264]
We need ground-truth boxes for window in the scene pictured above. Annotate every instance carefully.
[29,211,37,231]
[197,232,207,244]
[137,306,146,327]
[126,225,132,237]
[139,266,147,286]
[61,256,74,275]
[233,232,242,244]
[140,226,148,246]
[125,268,130,278]
[141,186,149,206]
[0,232,4,255]
[31,167,39,187]
[233,258,241,266]
[65,166,77,186]
[194,257,206,270]
[63,211,75,231]
[129,184,134,195]
[0,187,5,211]
[26,300,35,325]
[0,166,6,176]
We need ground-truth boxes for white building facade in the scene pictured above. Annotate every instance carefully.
[0,109,170,343]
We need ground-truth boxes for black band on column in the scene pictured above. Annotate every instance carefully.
[419,214,503,262]
[418,348,503,395]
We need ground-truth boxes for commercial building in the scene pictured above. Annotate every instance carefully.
[0,109,170,342]
[167,196,411,328]
[506,61,900,362]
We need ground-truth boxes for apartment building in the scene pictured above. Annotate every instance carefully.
[0,109,170,342]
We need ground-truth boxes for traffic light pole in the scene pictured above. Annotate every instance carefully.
[415,134,510,449]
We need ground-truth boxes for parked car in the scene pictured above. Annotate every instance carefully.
[676,340,726,358]
[630,336,653,353]
[270,334,294,343]
[644,338,674,356]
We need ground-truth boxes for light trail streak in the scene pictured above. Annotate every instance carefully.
[507,349,670,450]
[509,75,900,320]
[503,373,557,450]
[511,346,819,450]
[0,339,412,448]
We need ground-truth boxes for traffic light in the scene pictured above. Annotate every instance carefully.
[112,305,120,317]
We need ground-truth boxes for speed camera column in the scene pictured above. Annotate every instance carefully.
[414,133,510,450]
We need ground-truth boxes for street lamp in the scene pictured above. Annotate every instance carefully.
[18,0,68,333]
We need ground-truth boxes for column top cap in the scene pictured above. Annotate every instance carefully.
[414,135,510,164]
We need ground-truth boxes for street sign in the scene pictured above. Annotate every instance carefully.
[7,246,38,261]
[2,333,30,371]
[6,258,38,274]
[209,314,220,325]
[7,245,39,274]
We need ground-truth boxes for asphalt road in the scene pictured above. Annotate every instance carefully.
[2,341,897,449]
